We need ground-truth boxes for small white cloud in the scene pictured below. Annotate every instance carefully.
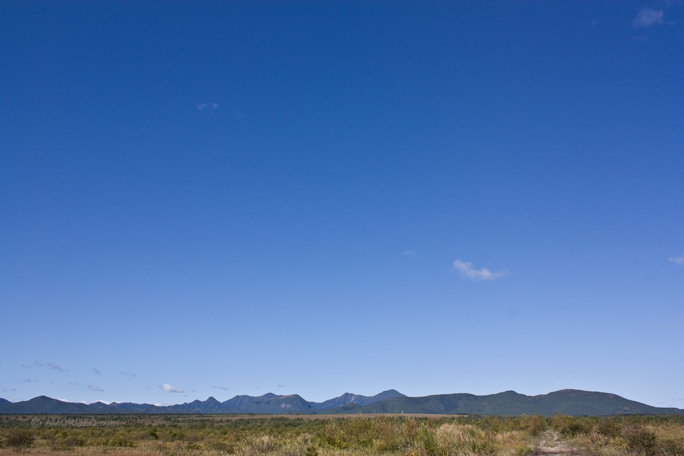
[88,385,104,392]
[632,8,664,28]
[452,259,509,281]
[48,363,66,372]
[213,385,230,391]
[668,255,684,265]
[161,383,185,393]
[404,250,417,256]
[119,371,136,377]
[197,102,219,111]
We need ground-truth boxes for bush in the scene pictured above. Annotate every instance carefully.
[53,432,88,450]
[622,424,657,456]
[557,417,591,437]
[5,428,35,449]
[597,419,622,438]
[107,433,138,448]
[521,415,546,436]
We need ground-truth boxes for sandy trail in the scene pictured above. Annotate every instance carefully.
[534,431,584,456]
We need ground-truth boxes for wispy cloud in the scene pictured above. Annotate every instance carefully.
[403,250,417,256]
[452,259,509,281]
[197,102,219,111]
[213,385,230,391]
[668,254,684,265]
[161,384,185,393]
[119,371,136,377]
[48,363,66,372]
[93,368,102,376]
[88,385,104,392]
[632,7,664,28]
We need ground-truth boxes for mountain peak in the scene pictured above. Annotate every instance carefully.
[372,389,406,401]
[29,395,59,403]
[379,389,404,396]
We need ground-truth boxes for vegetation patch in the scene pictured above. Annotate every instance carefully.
[0,413,681,456]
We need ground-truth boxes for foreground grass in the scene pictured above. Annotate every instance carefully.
[0,414,682,456]
[552,415,684,456]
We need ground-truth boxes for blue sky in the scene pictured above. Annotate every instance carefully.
[1,1,682,408]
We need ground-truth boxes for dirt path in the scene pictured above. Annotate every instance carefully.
[534,430,584,456]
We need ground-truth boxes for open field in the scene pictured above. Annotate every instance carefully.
[1,414,683,456]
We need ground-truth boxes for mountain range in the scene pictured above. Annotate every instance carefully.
[1,389,682,416]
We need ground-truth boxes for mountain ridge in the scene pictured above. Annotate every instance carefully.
[1,389,681,416]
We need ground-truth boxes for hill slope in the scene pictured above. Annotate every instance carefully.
[326,390,684,416]
[0,389,681,416]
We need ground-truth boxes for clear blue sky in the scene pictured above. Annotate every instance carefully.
[1,1,682,409]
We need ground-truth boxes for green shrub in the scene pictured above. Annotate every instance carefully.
[53,431,88,450]
[107,433,138,448]
[598,419,622,438]
[622,424,657,456]
[5,428,35,449]
[521,414,547,436]
[558,417,591,437]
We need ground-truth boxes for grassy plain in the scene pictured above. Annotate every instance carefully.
[1,414,682,456]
